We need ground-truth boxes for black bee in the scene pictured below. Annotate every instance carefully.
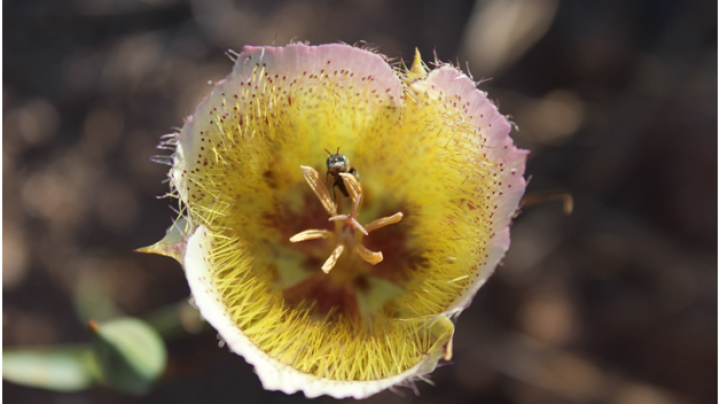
[325,147,359,199]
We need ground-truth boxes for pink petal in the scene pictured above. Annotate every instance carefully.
[234,44,401,101]
[415,66,528,311]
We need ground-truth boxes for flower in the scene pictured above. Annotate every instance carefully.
[142,43,528,399]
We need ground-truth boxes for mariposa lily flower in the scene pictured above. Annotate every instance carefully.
[142,43,527,399]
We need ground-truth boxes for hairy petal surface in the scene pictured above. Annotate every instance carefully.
[158,43,527,399]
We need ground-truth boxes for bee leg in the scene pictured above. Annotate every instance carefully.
[350,167,359,181]
[326,171,337,202]
[337,179,350,198]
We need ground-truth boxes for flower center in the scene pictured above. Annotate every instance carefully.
[278,165,406,320]
[290,166,402,273]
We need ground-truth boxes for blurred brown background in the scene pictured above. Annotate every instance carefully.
[3,0,717,403]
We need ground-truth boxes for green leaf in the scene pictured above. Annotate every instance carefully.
[89,317,167,395]
[3,345,98,392]
[143,300,205,338]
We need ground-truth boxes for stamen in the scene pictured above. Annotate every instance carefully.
[301,165,337,215]
[365,212,404,233]
[355,244,383,265]
[296,166,403,275]
[339,172,362,204]
[322,244,345,274]
[289,229,332,243]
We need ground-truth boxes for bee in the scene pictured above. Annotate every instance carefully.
[325,147,359,199]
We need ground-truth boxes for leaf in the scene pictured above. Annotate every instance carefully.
[3,345,98,392]
[89,317,167,395]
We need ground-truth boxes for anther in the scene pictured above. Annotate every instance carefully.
[289,229,332,243]
[365,212,404,233]
[355,244,383,265]
[322,245,345,273]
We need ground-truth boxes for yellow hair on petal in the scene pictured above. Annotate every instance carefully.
[180,61,499,381]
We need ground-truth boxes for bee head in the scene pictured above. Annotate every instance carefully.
[325,148,350,173]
